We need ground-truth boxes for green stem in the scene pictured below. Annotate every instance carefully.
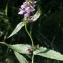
[32,55,34,63]
[24,23,34,63]
[25,23,34,47]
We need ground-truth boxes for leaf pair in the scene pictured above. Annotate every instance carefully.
[0,42,63,63]
[7,43,63,61]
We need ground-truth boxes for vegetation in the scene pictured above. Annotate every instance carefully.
[0,0,63,63]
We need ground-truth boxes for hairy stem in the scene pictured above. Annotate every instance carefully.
[24,23,34,63]
[25,23,34,47]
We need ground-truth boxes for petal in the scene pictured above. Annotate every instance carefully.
[25,7,31,13]
[21,5,26,9]
[20,2,27,9]
[18,10,25,14]
[24,13,30,18]
[25,7,35,13]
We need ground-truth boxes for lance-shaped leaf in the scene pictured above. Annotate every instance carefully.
[0,42,31,54]
[9,44,31,54]
[8,22,25,38]
[33,47,63,61]
[14,51,28,63]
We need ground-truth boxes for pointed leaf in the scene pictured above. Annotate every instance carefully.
[14,51,28,63]
[33,47,63,61]
[0,42,31,54]
[9,44,31,54]
[8,22,25,38]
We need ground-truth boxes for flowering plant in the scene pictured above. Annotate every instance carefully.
[0,0,63,63]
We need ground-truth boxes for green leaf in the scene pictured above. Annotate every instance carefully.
[0,42,31,54]
[8,22,25,38]
[31,9,41,21]
[14,51,28,63]
[9,44,31,54]
[33,47,63,61]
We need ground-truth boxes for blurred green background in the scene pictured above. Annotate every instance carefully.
[0,0,63,63]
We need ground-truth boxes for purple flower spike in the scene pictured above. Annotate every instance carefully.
[18,1,36,22]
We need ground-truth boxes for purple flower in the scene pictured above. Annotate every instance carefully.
[25,7,31,13]
[25,7,35,13]
[21,5,25,9]
[24,13,30,18]
[21,2,27,9]
[18,9,25,14]
[25,45,31,51]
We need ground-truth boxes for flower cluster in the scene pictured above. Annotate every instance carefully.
[18,1,36,22]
